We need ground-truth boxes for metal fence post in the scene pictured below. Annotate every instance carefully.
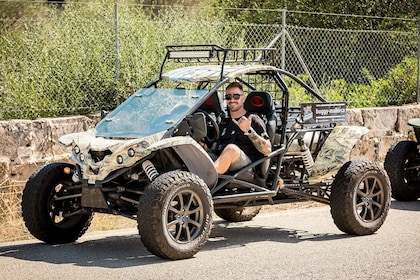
[417,18,420,103]
[114,1,120,81]
[281,9,286,70]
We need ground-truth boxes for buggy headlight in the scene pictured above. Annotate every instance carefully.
[74,145,80,154]
[128,148,135,157]
[117,155,124,164]
[79,153,85,162]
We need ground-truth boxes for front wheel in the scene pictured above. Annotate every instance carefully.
[384,141,420,201]
[330,160,391,235]
[21,162,93,244]
[137,170,213,260]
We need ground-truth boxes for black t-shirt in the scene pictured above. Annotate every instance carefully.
[215,112,267,162]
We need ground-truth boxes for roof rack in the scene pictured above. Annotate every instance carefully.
[159,44,276,80]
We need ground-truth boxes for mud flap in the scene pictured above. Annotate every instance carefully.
[81,186,108,209]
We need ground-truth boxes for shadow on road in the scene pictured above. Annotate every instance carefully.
[207,219,350,250]
[0,217,350,268]
[390,199,420,211]
[3,200,418,268]
[0,233,162,268]
[5,199,418,267]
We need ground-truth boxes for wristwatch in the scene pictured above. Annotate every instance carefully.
[244,127,255,136]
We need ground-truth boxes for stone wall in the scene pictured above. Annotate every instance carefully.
[0,116,97,183]
[348,104,419,161]
[0,104,419,183]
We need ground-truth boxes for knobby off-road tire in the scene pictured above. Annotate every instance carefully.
[215,206,262,222]
[330,160,391,235]
[137,170,213,260]
[21,162,93,244]
[384,141,420,201]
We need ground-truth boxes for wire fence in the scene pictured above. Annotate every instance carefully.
[283,26,417,85]
[0,7,419,142]
[0,2,419,119]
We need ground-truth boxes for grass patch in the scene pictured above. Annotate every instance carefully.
[88,214,137,232]
[0,182,31,242]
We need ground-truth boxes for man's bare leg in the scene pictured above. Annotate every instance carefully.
[214,144,241,174]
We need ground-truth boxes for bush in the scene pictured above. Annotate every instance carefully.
[374,57,418,106]
[317,57,418,108]
[0,3,231,119]
[0,3,118,119]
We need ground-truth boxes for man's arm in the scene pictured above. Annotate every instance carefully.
[233,114,272,156]
[244,127,271,156]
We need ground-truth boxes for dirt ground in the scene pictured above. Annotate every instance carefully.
[259,201,325,213]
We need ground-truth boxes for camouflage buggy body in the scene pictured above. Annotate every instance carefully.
[22,45,391,260]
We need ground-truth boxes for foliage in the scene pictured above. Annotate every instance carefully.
[115,3,231,97]
[213,0,420,31]
[369,57,418,106]
[0,3,118,119]
[0,1,418,119]
[317,57,418,108]
[285,74,313,106]
[0,2,230,119]
[284,56,417,108]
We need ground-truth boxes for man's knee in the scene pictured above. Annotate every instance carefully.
[215,144,242,174]
[223,144,241,156]
[220,144,241,163]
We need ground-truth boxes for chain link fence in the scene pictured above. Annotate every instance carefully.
[0,1,418,118]
[283,26,417,90]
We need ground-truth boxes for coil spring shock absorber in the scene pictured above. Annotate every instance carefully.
[298,139,314,176]
[142,160,159,181]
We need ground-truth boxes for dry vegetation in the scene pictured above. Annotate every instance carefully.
[0,181,137,243]
[0,182,28,242]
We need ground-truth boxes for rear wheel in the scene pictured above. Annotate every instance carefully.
[330,160,391,235]
[138,170,213,260]
[22,162,92,244]
[215,206,262,222]
[384,141,420,201]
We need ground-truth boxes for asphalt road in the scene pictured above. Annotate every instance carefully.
[0,200,419,280]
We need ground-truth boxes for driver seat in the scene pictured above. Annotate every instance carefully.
[244,91,277,185]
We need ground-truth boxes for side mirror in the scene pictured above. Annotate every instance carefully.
[190,112,207,141]
[101,110,109,119]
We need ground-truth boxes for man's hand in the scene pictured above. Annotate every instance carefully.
[198,141,209,151]
[233,114,271,156]
[232,114,253,132]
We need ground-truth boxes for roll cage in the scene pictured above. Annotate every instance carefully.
[148,44,346,207]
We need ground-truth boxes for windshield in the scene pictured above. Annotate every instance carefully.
[96,88,208,138]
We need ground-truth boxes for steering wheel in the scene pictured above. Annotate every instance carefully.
[194,110,220,144]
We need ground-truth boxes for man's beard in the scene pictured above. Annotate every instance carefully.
[228,103,241,112]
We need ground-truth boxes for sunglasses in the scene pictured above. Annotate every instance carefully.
[225,93,243,100]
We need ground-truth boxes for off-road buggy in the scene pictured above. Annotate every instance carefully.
[22,44,391,260]
[384,118,420,201]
